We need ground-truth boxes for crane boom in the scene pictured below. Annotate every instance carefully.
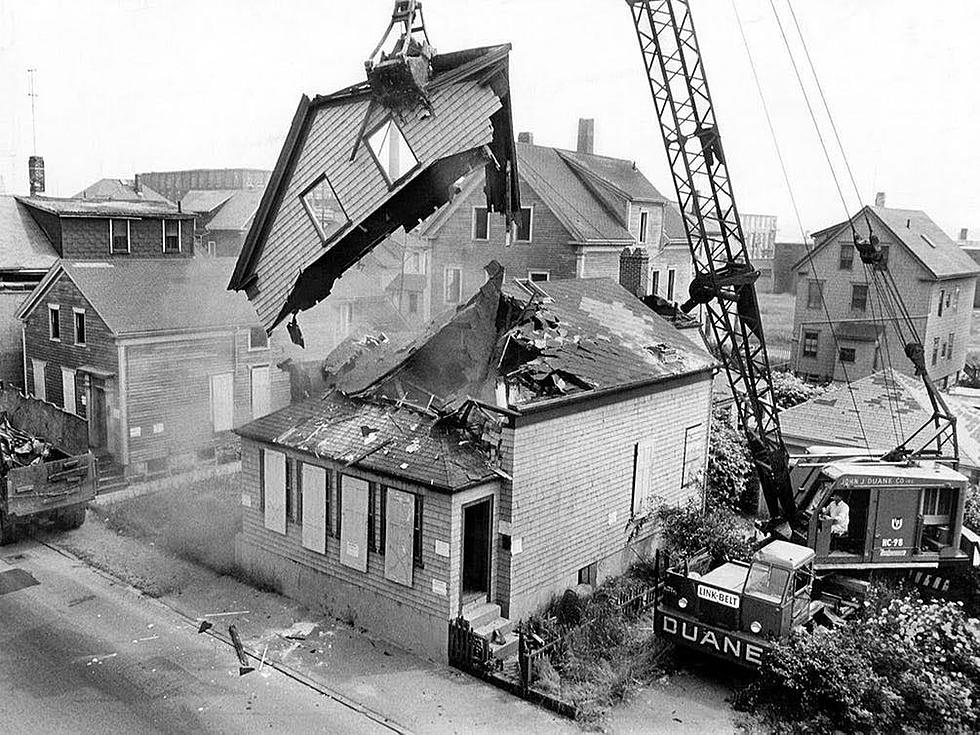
[627,0,795,524]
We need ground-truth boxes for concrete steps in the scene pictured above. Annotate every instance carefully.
[463,601,518,660]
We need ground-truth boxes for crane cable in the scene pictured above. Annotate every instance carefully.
[731,0,870,452]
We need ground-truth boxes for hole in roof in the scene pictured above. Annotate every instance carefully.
[301,175,349,246]
[367,119,419,184]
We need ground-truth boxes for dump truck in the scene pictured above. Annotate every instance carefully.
[0,391,96,544]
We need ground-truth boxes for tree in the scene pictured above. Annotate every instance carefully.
[706,406,755,510]
[770,370,827,410]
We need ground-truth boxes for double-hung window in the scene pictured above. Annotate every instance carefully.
[110,219,130,253]
[163,219,181,253]
[48,304,60,341]
[802,330,819,358]
[73,308,86,346]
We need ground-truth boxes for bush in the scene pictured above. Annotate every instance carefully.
[743,592,980,734]
[706,406,755,510]
[656,499,752,565]
[770,371,827,409]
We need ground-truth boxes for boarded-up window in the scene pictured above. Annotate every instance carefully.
[31,359,46,401]
[61,367,76,415]
[632,438,656,515]
[681,425,704,488]
[444,267,462,304]
[339,475,369,572]
[263,449,286,535]
[250,365,271,418]
[384,488,416,587]
[301,464,328,553]
[210,373,233,432]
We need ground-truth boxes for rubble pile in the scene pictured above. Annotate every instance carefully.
[0,413,52,471]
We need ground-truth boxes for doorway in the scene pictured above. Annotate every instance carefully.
[461,498,492,603]
[88,379,108,453]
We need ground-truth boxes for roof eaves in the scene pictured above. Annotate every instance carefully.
[15,262,65,320]
[416,171,484,238]
[230,94,312,292]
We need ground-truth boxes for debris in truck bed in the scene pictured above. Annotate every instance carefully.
[0,413,52,471]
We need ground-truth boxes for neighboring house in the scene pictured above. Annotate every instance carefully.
[74,177,171,204]
[16,259,290,478]
[956,228,980,307]
[790,201,979,385]
[186,188,266,258]
[417,123,684,318]
[771,241,808,294]
[779,369,980,484]
[228,42,522,333]
[234,268,716,660]
[0,196,58,385]
[137,168,271,204]
[741,213,777,292]
[15,196,195,260]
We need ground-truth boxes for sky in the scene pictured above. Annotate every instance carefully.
[1,0,978,240]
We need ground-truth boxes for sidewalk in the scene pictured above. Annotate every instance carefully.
[48,512,577,734]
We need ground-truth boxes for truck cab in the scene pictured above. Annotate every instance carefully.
[791,458,970,571]
[656,540,818,668]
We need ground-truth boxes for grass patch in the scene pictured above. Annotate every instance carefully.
[523,566,667,729]
[95,472,242,576]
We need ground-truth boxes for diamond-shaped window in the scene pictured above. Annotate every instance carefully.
[367,119,419,185]
[301,175,349,245]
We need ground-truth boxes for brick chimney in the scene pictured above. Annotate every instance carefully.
[576,118,594,155]
[619,247,649,298]
[28,156,44,196]
[959,228,969,242]
[874,191,886,207]
[517,132,534,145]
[134,173,142,195]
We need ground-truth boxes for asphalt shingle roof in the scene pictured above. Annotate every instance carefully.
[74,178,171,203]
[779,369,980,470]
[236,392,499,491]
[17,196,188,219]
[207,189,265,231]
[179,190,236,215]
[57,259,260,336]
[0,196,57,271]
[556,149,668,202]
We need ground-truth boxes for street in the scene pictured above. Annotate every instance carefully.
[0,536,392,735]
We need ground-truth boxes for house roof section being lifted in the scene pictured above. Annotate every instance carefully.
[229,43,521,332]
[327,262,716,412]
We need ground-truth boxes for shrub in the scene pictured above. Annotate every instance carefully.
[706,406,755,510]
[770,370,827,409]
[656,499,752,565]
[744,592,980,734]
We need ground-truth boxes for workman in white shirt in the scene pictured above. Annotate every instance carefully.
[825,492,850,544]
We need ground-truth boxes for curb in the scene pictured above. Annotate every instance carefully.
[37,537,413,735]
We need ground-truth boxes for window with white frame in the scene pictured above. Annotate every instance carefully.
[61,367,76,415]
[31,359,46,401]
[366,119,418,185]
[444,267,462,303]
[667,268,676,300]
[639,211,649,243]
[301,175,349,245]
[48,304,60,341]
[73,308,86,346]
[163,219,181,253]
[248,326,269,351]
[207,240,216,256]
[514,207,533,242]
[528,270,550,283]
[472,207,490,241]
[651,270,660,297]
[110,219,130,253]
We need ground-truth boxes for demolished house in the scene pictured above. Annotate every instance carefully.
[234,264,717,660]
[228,41,520,336]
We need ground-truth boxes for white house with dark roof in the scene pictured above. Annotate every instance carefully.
[791,200,980,384]
[233,264,717,661]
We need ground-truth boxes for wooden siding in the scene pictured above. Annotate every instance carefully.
[249,79,504,328]
[238,439,455,622]
[61,217,194,260]
[123,329,290,465]
[427,177,578,314]
[22,271,117,416]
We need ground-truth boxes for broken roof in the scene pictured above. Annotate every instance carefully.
[779,369,980,470]
[0,196,58,271]
[328,263,716,411]
[74,178,171,203]
[229,43,521,332]
[236,391,500,492]
[16,196,189,219]
[18,259,260,337]
[799,206,980,280]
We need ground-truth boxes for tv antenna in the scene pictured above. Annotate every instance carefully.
[27,68,38,154]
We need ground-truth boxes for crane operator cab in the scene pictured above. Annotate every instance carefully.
[656,540,824,668]
[791,457,971,571]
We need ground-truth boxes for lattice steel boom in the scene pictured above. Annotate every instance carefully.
[627,0,795,523]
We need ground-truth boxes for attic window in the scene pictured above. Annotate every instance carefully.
[366,119,418,186]
[301,175,349,245]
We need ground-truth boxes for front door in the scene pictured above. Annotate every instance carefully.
[462,498,492,602]
[88,379,108,452]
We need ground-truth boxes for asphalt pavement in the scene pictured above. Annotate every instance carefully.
[0,536,391,735]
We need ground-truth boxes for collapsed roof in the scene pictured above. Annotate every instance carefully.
[229,43,521,332]
[326,262,716,412]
